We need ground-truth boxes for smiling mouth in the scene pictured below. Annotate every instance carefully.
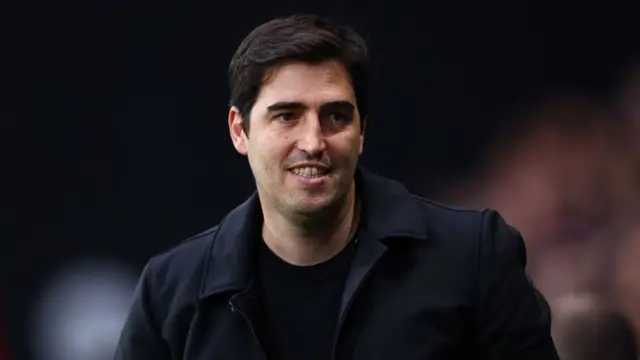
[289,166,330,178]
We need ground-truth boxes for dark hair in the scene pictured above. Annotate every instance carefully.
[228,14,369,134]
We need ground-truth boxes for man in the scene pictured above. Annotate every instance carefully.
[114,14,559,360]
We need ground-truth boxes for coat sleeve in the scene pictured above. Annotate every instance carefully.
[475,210,560,360]
[113,260,172,360]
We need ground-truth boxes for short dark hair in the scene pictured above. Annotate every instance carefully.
[228,14,369,134]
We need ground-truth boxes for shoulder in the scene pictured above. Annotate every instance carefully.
[142,224,221,301]
[408,194,526,268]
[412,195,487,232]
[410,195,489,246]
[413,194,518,241]
[406,199,555,355]
[138,192,259,305]
[150,225,220,268]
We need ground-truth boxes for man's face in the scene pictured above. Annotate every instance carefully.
[228,60,364,216]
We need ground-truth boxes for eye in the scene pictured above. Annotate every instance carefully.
[327,112,350,123]
[274,112,296,122]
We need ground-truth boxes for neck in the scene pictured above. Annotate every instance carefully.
[261,182,358,266]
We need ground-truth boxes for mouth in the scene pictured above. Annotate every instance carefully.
[288,165,330,179]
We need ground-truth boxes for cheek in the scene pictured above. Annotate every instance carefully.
[247,139,288,173]
[328,133,361,157]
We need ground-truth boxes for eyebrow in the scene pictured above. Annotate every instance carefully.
[266,100,355,113]
[266,101,307,112]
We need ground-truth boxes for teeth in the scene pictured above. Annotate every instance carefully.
[291,167,326,177]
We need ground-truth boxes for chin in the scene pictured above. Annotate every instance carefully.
[288,194,338,215]
[280,175,353,214]
[293,198,332,213]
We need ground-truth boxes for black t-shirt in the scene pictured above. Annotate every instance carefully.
[255,237,357,360]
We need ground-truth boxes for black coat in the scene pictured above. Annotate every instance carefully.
[114,168,559,360]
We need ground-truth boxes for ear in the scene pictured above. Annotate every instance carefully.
[228,106,248,155]
[359,116,367,155]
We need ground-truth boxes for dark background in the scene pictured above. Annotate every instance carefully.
[2,1,638,359]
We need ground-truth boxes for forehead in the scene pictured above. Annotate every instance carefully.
[255,60,355,109]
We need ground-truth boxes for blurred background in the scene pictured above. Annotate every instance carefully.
[2,0,639,359]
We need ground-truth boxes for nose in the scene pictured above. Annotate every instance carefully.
[296,115,326,156]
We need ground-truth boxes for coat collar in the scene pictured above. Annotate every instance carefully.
[199,166,429,298]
